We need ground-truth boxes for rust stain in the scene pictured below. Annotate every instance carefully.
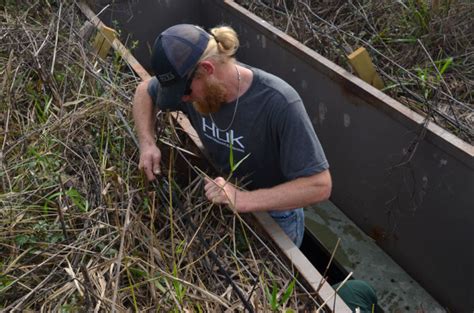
[369,225,387,244]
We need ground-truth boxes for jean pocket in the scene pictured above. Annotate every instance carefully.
[270,209,304,247]
[271,211,297,234]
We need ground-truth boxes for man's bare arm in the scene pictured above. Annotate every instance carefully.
[132,79,162,180]
[204,169,332,212]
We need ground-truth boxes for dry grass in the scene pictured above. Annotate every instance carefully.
[0,1,331,312]
[237,0,474,143]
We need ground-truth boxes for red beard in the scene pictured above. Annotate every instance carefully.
[192,77,228,115]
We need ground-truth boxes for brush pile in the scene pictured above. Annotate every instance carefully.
[0,2,326,312]
[237,0,474,143]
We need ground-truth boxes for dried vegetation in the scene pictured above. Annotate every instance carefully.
[237,0,474,143]
[0,1,330,312]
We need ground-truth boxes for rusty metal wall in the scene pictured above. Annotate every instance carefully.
[203,4,473,312]
[90,1,473,311]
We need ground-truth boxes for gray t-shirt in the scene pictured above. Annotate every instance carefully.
[147,65,329,190]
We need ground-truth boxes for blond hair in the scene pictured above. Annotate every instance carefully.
[199,25,239,64]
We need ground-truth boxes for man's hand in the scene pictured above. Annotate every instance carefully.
[139,144,162,181]
[204,177,241,210]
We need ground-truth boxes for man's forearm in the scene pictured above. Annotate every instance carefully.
[132,80,158,147]
[133,80,164,180]
[236,170,332,213]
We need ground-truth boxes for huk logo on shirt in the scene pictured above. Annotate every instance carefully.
[202,117,245,152]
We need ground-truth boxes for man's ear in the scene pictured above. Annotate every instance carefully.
[198,61,214,75]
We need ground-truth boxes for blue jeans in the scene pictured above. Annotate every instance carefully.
[269,208,304,248]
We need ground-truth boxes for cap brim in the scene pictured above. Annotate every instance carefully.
[157,78,187,107]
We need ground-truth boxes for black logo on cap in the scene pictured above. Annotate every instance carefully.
[158,72,176,82]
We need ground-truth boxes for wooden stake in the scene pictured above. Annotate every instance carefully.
[347,47,384,89]
[92,25,118,59]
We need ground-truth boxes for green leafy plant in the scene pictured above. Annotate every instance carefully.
[43,187,89,214]
[434,57,453,80]
[393,0,431,38]
[0,274,14,292]
[416,56,453,98]
[27,146,60,175]
[228,140,250,174]
[406,0,430,34]
[263,271,296,311]
[153,276,167,293]
[125,261,139,312]
[33,93,53,123]
[14,220,64,248]
[172,264,186,305]
[175,239,186,256]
